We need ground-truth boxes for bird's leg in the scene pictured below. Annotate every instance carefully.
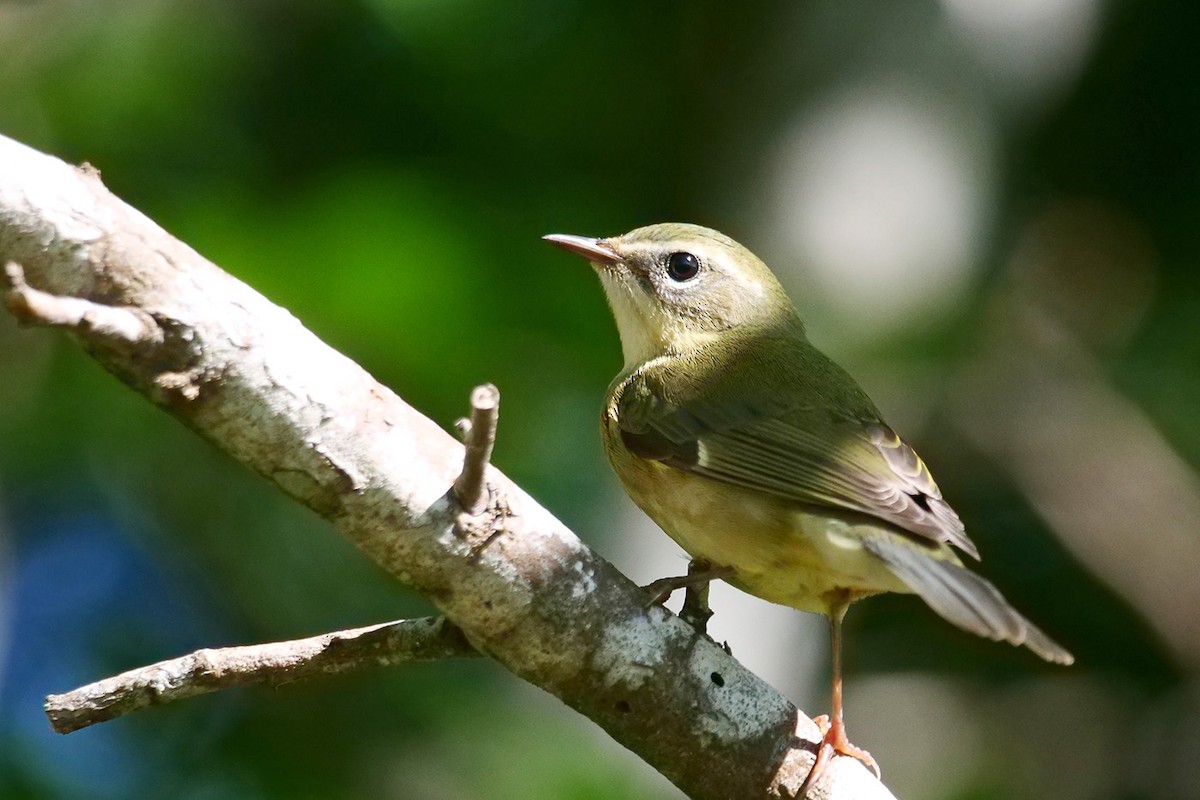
[641,558,735,629]
[679,560,719,634]
[801,595,880,795]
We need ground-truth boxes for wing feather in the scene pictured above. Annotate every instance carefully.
[616,356,979,559]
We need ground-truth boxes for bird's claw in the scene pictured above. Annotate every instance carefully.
[641,576,684,608]
[799,715,880,795]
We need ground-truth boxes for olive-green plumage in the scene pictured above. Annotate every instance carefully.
[545,223,1072,666]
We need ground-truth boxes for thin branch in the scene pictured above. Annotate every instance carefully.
[453,383,499,515]
[0,133,894,800]
[44,617,478,734]
[4,260,162,345]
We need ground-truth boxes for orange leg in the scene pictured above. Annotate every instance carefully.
[801,599,879,794]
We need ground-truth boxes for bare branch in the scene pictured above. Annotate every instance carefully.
[4,260,163,345]
[44,617,478,734]
[453,383,499,515]
[0,133,894,800]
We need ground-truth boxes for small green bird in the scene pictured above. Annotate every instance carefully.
[545,223,1072,787]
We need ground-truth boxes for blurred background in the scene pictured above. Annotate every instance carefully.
[0,1,1197,798]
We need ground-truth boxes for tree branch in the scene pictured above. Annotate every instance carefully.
[44,616,478,734]
[0,133,893,800]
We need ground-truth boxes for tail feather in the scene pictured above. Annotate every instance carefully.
[863,534,1074,665]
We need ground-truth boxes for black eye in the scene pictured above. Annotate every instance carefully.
[665,252,701,282]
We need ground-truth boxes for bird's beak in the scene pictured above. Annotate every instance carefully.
[543,233,623,265]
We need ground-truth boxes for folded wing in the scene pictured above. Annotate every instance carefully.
[616,360,979,559]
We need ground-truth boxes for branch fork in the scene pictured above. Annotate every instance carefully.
[43,383,507,735]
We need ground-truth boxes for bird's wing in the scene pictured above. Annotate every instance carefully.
[616,364,980,559]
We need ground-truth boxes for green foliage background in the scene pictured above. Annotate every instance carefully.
[1,2,1197,798]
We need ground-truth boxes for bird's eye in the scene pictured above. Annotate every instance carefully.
[665,252,701,282]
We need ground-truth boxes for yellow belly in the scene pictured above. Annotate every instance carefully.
[604,421,910,615]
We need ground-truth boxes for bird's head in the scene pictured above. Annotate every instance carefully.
[545,223,799,368]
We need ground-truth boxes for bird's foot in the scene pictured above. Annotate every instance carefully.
[641,561,734,636]
[641,574,693,607]
[678,583,715,634]
[800,714,880,795]
[640,561,734,607]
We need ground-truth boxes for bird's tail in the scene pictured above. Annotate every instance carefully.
[862,534,1074,665]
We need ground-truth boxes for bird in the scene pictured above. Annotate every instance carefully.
[544,223,1073,791]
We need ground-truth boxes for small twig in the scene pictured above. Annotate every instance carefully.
[453,383,499,515]
[44,616,478,734]
[3,260,162,345]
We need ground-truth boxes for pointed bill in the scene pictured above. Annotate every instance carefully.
[543,234,623,265]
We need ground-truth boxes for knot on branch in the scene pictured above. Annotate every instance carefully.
[3,261,215,406]
[4,260,163,346]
